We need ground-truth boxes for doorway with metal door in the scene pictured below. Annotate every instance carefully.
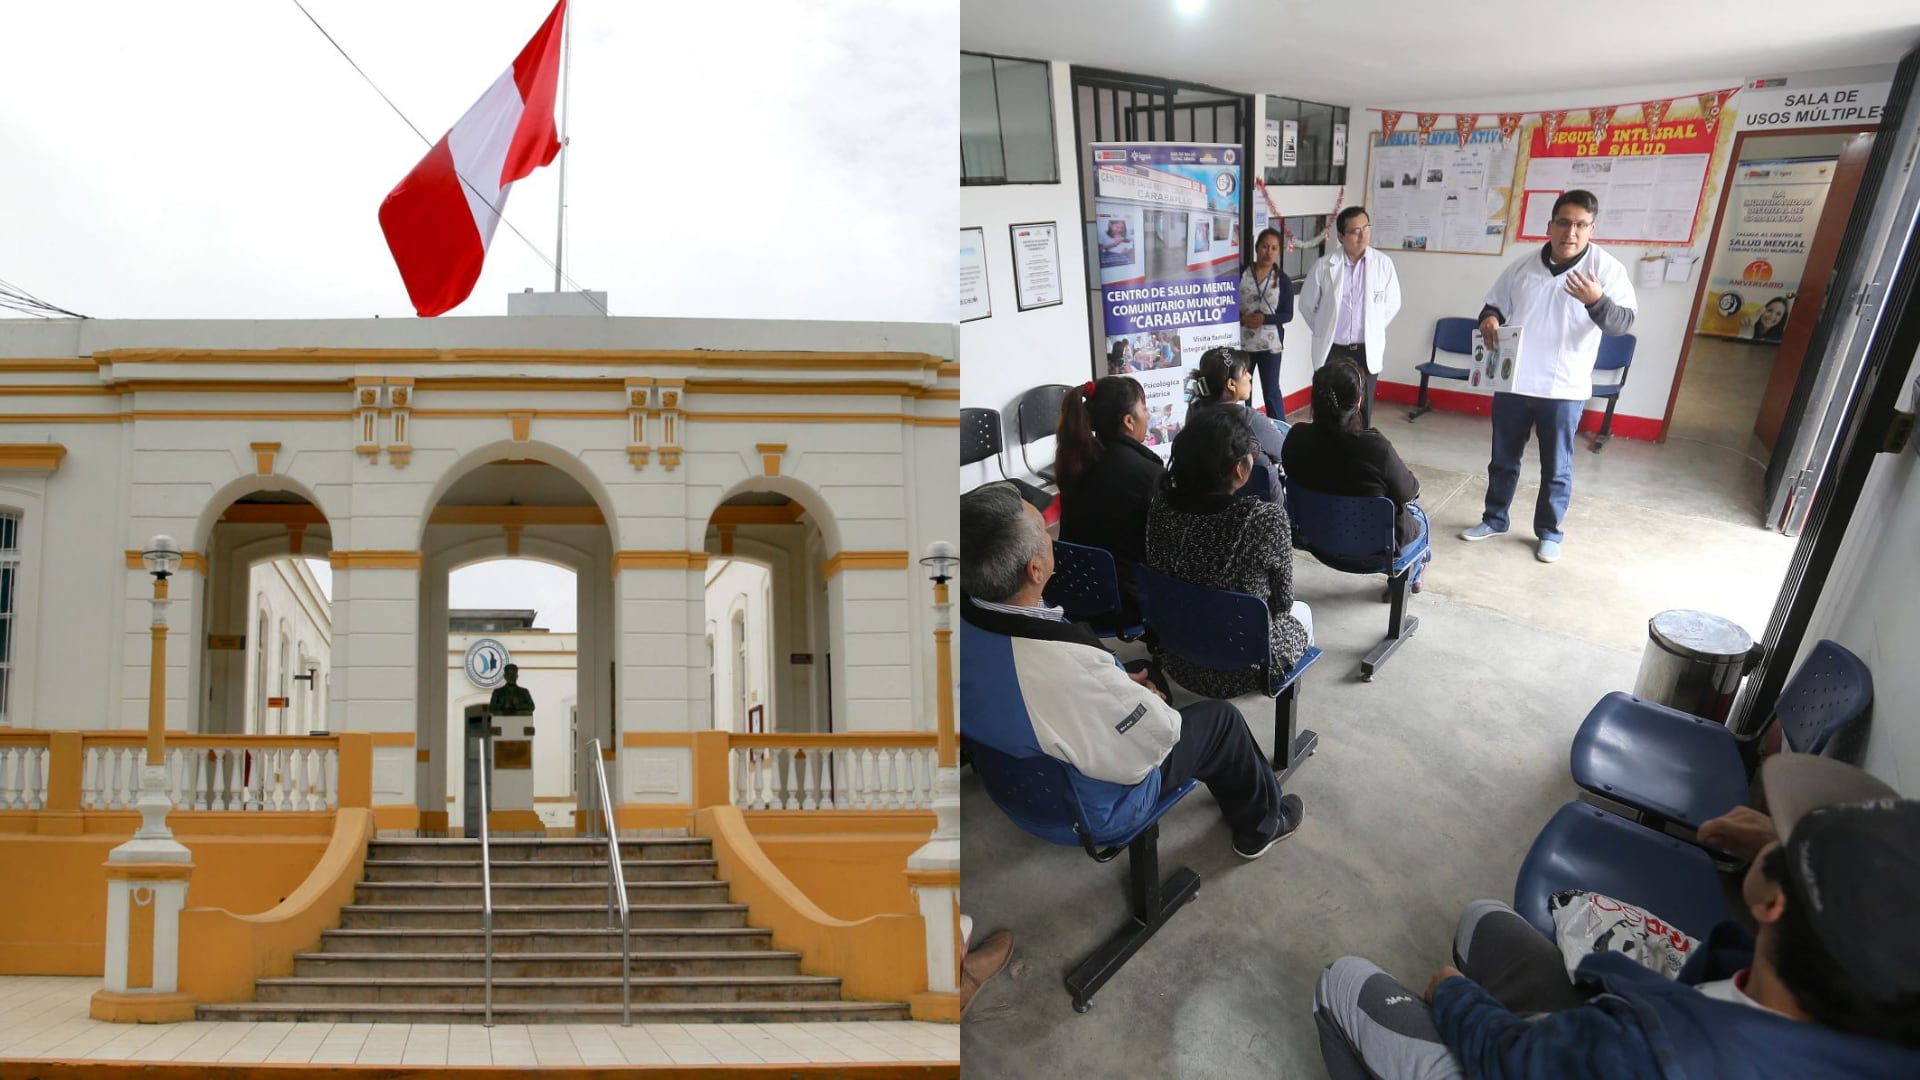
[1070,67,1251,377]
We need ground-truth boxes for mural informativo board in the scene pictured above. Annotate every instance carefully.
[1092,142,1243,455]
[1364,129,1517,256]
[1695,156,1838,340]
[1517,115,1716,245]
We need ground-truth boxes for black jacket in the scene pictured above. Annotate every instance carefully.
[1280,421,1421,546]
[1058,436,1165,621]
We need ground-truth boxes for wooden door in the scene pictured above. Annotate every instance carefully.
[1755,133,1875,449]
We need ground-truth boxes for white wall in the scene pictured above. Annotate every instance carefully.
[1365,68,1896,434]
[704,559,772,732]
[1797,345,1920,793]
[445,629,578,832]
[961,61,1089,491]
[243,558,331,735]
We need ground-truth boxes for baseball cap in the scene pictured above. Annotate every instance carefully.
[1760,755,1919,1010]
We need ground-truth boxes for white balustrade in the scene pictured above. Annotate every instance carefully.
[0,744,50,809]
[729,740,937,811]
[77,739,340,813]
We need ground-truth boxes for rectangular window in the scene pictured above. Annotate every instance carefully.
[0,512,17,723]
[1264,96,1350,188]
[962,53,1058,185]
[1283,215,1331,286]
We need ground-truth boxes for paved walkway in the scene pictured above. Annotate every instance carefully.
[0,977,957,1067]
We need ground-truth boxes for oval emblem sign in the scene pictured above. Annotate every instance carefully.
[464,638,511,689]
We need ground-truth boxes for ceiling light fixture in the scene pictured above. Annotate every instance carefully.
[1176,0,1206,14]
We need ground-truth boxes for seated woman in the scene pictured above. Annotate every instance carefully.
[1145,406,1313,699]
[1055,375,1162,625]
[1281,360,1430,593]
[1184,346,1283,498]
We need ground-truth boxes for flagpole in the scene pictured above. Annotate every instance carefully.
[553,0,573,293]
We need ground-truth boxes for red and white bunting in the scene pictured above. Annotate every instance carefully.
[1415,112,1440,145]
[1589,105,1616,142]
[1380,110,1404,139]
[1640,98,1671,134]
[1699,88,1734,133]
[1454,113,1479,147]
[1542,111,1568,144]
[1497,113,1526,142]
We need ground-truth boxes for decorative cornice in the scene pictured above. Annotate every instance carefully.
[328,550,423,570]
[821,550,910,579]
[0,444,66,472]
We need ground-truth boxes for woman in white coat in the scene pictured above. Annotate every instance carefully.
[1299,207,1402,428]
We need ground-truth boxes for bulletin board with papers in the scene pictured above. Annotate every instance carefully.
[1516,116,1716,245]
[1364,129,1518,256]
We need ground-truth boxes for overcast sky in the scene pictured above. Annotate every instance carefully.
[1,0,956,322]
[10,1,955,629]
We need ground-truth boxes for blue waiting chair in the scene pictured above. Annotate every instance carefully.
[1513,802,1732,941]
[1407,317,1477,421]
[1283,479,1430,681]
[1588,334,1638,453]
[1570,639,1873,833]
[963,735,1200,1013]
[1134,564,1322,783]
[1238,458,1279,503]
[1043,540,1144,640]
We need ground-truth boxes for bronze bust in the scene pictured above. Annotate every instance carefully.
[488,663,535,717]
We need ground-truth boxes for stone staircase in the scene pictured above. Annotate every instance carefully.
[197,836,911,1024]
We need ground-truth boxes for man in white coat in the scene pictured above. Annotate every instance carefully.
[1459,190,1637,563]
[1300,206,1402,428]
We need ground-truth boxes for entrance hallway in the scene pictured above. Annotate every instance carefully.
[960,406,1795,1077]
[1668,334,1776,467]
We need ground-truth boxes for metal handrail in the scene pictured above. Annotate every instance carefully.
[476,736,495,1027]
[586,737,632,1025]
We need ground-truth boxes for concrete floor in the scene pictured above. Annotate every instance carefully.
[959,396,1797,1078]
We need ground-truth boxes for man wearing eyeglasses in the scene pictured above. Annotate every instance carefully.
[1300,207,1402,428]
[1459,190,1635,563]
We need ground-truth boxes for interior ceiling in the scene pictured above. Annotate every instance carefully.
[440,462,593,507]
[721,493,796,507]
[963,0,1919,107]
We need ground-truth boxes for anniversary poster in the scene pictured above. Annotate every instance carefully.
[1092,142,1243,454]
[1695,157,1836,339]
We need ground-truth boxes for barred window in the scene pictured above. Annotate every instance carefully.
[0,512,18,723]
[962,53,1058,185]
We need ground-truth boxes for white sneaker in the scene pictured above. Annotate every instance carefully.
[1459,522,1503,541]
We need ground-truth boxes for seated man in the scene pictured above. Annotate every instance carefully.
[1314,755,1920,1078]
[960,481,1304,858]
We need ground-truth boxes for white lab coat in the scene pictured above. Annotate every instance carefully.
[1299,247,1402,374]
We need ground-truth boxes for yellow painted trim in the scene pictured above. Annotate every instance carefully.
[936,361,960,378]
[248,441,280,476]
[429,504,605,526]
[904,869,960,888]
[92,347,948,371]
[101,861,196,882]
[911,416,961,427]
[415,748,431,763]
[368,732,416,747]
[822,550,910,578]
[692,806,926,1002]
[755,442,787,477]
[709,503,803,526]
[730,732,935,750]
[532,795,576,804]
[909,990,961,1023]
[0,444,66,471]
[176,807,374,1006]
[372,804,420,831]
[0,359,97,373]
[88,989,197,1023]
[419,811,449,833]
[123,550,208,574]
[688,411,931,424]
[614,804,694,831]
[620,732,694,748]
[487,809,546,833]
[328,550,423,570]
[696,380,951,397]
[611,550,708,572]
[741,809,937,836]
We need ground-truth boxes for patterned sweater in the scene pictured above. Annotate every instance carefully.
[1144,490,1310,697]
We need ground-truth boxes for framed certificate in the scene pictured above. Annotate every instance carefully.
[960,226,992,323]
[1008,221,1063,312]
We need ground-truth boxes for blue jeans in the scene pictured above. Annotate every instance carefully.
[1250,348,1283,418]
[1482,393,1582,542]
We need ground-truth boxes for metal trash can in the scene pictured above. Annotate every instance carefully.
[1632,610,1764,724]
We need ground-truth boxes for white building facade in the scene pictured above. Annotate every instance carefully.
[0,316,957,834]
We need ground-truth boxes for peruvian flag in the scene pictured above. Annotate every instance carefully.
[379,1,566,317]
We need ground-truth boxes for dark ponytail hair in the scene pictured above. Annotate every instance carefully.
[1165,402,1255,499]
[1311,358,1366,432]
[1187,347,1250,405]
[1056,376,1145,489]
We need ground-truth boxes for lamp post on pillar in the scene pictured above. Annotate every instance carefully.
[905,540,961,1020]
[91,534,197,1022]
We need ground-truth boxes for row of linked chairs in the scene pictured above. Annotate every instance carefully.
[1410,316,1638,453]
[1510,639,1873,941]
[965,481,1434,1012]
[961,387,1073,508]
